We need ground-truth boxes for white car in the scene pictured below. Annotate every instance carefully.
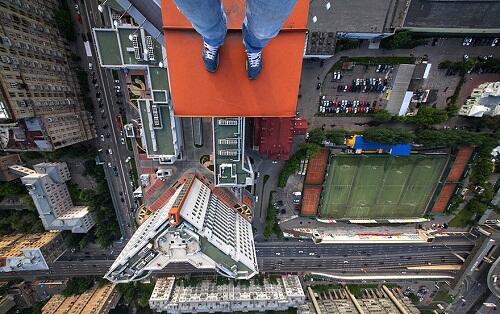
[107,162,112,168]
[108,148,113,155]
[125,156,132,163]
[492,38,498,47]
[121,138,125,145]
[100,134,104,142]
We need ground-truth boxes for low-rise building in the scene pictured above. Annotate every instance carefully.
[309,285,419,314]
[149,275,305,313]
[403,0,500,34]
[0,154,21,181]
[105,174,258,282]
[0,232,64,272]
[459,81,500,117]
[213,118,253,187]
[0,295,15,313]
[9,162,95,233]
[41,283,120,314]
[92,7,181,164]
[306,0,407,56]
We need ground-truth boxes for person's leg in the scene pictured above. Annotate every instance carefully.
[173,0,227,72]
[243,0,298,52]
[173,0,227,47]
[242,0,297,79]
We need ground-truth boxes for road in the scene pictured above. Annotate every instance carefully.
[76,0,137,239]
[0,235,475,280]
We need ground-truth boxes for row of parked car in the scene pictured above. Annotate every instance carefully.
[319,97,377,114]
[463,37,498,47]
[376,64,394,73]
[337,77,388,93]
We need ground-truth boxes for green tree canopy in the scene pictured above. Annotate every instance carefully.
[362,128,414,144]
[372,109,392,123]
[407,107,448,125]
[380,30,428,50]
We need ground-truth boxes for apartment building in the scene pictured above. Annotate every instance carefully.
[149,276,305,313]
[0,153,20,181]
[9,162,95,233]
[0,0,95,152]
[105,174,258,283]
[0,231,64,272]
[41,283,120,314]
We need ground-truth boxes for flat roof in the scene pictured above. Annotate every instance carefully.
[149,67,169,91]
[404,0,500,30]
[386,64,415,115]
[308,0,395,33]
[138,100,175,157]
[161,0,307,117]
[161,0,308,30]
[94,27,163,67]
[201,237,251,274]
[94,30,122,65]
[213,118,250,186]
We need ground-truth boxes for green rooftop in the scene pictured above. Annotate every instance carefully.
[213,118,251,186]
[94,27,163,67]
[201,237,252,275]
[94,30,122,65]
[138,100,176,157]
[149,67,169,91]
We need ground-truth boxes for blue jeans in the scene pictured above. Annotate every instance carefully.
[173,0,297,52]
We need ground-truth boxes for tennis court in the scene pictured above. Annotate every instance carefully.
[320,154,447,219]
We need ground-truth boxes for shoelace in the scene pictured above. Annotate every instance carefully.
[203,42,218,60]
[247,51,262,68]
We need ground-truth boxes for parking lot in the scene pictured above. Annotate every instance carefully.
[318,64,395,115]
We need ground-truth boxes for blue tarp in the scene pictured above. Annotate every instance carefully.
[353,136,411,156]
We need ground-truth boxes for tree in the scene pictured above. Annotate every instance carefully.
[325,129,348,144]
[307,128,325,145]
[372,109,392,123]
[300,143,321,159]
[482,115,500,132]
[62,277,94,296]
[362,128,414,144]
[408,107,448,125]
[0,180,26,201]
[20,195,36,211]
[380,30,428,50]
[471,158,494,185]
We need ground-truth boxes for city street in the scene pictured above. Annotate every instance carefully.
[75,0,138,239]
[0,234,475,281]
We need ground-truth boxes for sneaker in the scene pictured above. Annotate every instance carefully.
[202,42,220,73]
[245,50,262,80]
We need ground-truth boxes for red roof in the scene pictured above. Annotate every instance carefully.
[293,118,308,135]
[161,0,308,117]
[255,118,293,161]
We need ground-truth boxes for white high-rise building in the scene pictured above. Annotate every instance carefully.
[149,276,306,313]
[9,162,95,233]
[105,174,258,283]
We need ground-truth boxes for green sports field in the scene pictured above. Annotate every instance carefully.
[320,154,447,219]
